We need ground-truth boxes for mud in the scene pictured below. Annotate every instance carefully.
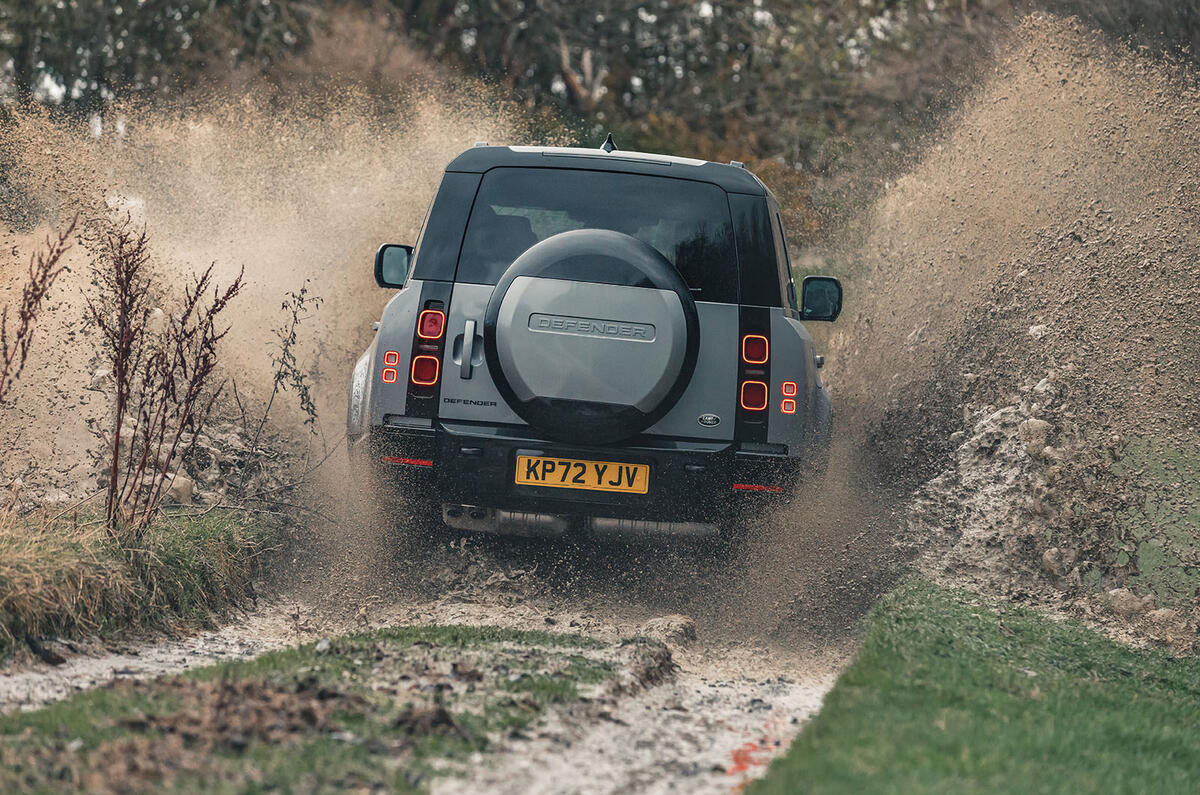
[0,583,845,794]
[0,67,547,506]
[0,607,296,712]
[815,13,1200,640]
[439,647,840,795]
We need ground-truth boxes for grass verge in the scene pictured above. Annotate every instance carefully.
[0,508,276,660]
[0,625,643,793]
[752,579,1200,795]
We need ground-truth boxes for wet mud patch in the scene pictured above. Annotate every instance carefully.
[0,625,651,793]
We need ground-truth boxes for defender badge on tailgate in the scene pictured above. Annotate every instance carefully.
[528,313,656,342]
[697,414,721,427]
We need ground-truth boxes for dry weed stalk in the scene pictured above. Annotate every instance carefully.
[0,216,77,403]
[239,282,322,493]
[86,218,243,542]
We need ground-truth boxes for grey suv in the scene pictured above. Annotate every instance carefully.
[347,142,841,541]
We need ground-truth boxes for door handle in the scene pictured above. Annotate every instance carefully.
[461,319,477,379]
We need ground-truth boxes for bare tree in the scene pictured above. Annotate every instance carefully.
[0,216,76,404]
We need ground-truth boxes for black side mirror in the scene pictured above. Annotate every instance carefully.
[801,275,842,321]
[374,244,414,288]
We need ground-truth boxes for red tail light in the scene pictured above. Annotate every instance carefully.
[417,309,446,340]
[740,380,768,411]
[781,398,797,414]
[732,483,784,493]
[410,355,440,386]
[382,456,433,467]
[782,381,797,397]
[741,334,769,364]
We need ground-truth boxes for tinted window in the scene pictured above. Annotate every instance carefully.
[730,194,782,307]
[772,212,798,311]
[456,168,737,302]
[412,172,482,281]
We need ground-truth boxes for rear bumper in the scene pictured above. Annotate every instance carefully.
[353,419,801,525]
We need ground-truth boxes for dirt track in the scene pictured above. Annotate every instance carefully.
[0,541,850,794]
[4,8,1200,791]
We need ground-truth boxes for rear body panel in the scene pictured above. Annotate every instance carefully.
[644,302,738,441]
[438,282,523,426]
[364,422,796,528]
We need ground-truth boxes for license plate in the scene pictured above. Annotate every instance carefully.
[514,455,649,494]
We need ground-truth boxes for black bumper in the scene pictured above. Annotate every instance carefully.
[353,420,800,524]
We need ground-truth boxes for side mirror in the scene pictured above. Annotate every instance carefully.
[801,275,842,321]
[374,244,414,288]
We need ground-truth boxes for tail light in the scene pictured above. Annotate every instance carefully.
[417,309,446,340]
[382,456,433,467]
[740,380,768,411]
[736,315,771,441]
[410,355,440,386]
[782,381,797,397]
[781,398,797,414]
[733,483,784,493]
[741,334,769,364]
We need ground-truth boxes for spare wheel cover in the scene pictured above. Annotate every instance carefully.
[483,229,699,444]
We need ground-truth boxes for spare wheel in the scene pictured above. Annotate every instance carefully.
[483,229,699,444]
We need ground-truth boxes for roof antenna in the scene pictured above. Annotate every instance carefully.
[601,133,618,153]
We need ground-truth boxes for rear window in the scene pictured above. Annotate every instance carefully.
[455,167,738,302]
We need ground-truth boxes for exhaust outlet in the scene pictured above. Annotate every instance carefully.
[441,505,568,537]
[587,517,719,537]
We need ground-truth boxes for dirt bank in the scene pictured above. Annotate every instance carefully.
[819,13,1200,641]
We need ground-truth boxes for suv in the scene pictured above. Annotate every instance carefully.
[346,142,842,541]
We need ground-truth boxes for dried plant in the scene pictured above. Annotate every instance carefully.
[240,282,322,491]
[0,216,77,404]
[86,218,243,542]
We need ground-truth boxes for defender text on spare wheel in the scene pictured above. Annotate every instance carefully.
[346,138,842,549]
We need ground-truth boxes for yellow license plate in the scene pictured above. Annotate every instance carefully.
[514,455,649,494]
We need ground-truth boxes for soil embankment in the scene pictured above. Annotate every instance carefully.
[820,14,1200,642]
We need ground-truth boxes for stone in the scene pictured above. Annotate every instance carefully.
[1041,446,1065,462]
[1146,608,1180,626]
[1018,418,1053,454]
[165,473,195,505]
[1028,324,1049,339]
[1106,587,1148,619]
[1032,377,1056,396]
[1041,547,1063,576]
[638,614,697,647]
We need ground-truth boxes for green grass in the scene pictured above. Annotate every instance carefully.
[1109,437,1200,605]
[0,624,623,793]
[0,508,276,658]
[752,579,1200,795]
